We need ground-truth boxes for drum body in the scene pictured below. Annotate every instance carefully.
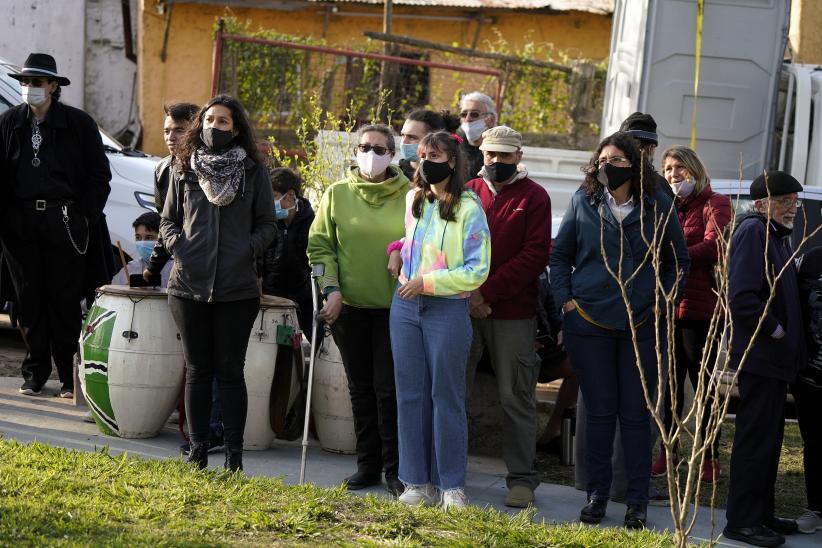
[312,334,356,454]
[79,286,184,438]
[244,295,301,450]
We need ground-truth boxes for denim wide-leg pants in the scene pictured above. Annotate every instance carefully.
[390,293,473,490]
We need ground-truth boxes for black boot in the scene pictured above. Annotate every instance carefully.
[225,447,243,472]
[580,498,608,524]
[187,442,208,470]
[624,504,648,529]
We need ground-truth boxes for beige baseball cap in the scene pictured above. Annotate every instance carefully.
[478,126,522,152]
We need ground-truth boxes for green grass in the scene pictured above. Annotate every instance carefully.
[536,422,808,517]
[0,439,677,546]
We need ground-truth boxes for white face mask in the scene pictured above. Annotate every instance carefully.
[356,150,392,179]
[461,119,488,144]
[21,86,48,107]
[671,178,696,198]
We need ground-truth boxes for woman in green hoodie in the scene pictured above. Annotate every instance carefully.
[308,124,408,496]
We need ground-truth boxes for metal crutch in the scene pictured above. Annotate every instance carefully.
[299,263,325,484]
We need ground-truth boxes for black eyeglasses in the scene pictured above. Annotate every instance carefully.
[356,144,392,156]
[20,78,47,87]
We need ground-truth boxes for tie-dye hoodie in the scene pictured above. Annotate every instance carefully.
[399,189,491,298]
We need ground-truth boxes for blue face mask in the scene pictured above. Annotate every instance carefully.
[135,240,155,263]
[400,142,419,162]
[274,198,294,220]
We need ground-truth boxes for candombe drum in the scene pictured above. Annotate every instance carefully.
[243,295,302,450]
[312,333,356,454]
[79,285,184,438]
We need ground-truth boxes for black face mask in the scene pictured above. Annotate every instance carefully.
[597,163,633,191]
[420,160,454,185]
[201,127,234,152]
[486,162,518,183]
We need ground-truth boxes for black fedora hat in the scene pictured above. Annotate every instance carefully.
[7,53,70,86]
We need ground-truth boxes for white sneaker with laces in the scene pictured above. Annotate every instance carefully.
[441,488,468,510]
[796,509,822,534]
[398,484,437,506]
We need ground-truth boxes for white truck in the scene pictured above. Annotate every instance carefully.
[598,0,822,248]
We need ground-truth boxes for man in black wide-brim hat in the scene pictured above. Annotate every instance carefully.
[0,53,111,398]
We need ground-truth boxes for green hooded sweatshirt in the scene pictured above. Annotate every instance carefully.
[308,164,409,308]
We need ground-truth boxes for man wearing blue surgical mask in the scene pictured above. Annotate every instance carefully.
[397,109,460,182]
[260,167,315,333]
[111,212,172,287]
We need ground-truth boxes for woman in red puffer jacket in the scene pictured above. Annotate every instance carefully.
[652,145,732,484]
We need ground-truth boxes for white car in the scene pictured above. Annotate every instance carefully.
[0,56,158,259]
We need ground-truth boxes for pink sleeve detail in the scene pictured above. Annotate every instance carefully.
[386,240,403,255]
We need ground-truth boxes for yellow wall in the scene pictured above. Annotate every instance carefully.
[790,0,822,64]
[139,1,611,155]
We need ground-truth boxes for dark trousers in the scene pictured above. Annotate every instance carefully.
[663,319,721,457]
[563,309,658,505]
[726,372,787,528]
[2,206,87,388]
[794,379,822,512]
[169,295,259,450]
[331,305,399,478]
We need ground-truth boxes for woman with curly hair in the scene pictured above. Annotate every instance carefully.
[550,132,689,529]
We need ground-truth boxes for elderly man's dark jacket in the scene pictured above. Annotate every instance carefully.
[728,213,805,381]
[0,101,111,221]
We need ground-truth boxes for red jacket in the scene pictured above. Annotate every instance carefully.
[676,185,733,321]
[466,174,551,319]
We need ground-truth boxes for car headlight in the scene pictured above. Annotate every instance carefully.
[134,191,157,211]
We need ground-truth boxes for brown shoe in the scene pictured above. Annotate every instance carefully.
[504,485,535,508]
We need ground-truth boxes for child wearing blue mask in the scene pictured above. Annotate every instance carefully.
[260,167,315,333]
[111,211,173,287]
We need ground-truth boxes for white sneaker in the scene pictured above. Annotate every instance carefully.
[441,488,468,510]
[796,509,822,534]
[398,484,437,506]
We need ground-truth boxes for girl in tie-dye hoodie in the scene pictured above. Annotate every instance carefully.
[388,131,490,509]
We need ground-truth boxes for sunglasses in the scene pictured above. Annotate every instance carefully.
[20,78,47,87]
[459,110,488,120]
[356,144,392,156]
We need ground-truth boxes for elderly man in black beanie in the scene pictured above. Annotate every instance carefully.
[724,170,804,547]
[620,112,673,198]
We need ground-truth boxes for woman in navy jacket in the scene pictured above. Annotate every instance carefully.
[551,132,689,529]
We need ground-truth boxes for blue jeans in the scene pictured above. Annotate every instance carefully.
[390,293,472,490]
[563,309,659,505]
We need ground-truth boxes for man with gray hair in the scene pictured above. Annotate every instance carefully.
[724,171,804,546]
[457,92,497,179]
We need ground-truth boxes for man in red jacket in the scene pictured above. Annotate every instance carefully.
[465,126,552,507]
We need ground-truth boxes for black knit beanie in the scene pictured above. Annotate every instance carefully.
[619,112,658,145]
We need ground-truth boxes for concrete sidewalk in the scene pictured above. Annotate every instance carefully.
[0,376,818,547]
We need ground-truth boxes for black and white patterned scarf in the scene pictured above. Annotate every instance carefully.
[191,145,247,206]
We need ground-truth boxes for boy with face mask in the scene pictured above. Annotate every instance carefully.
[260,167,315,333]
[111,212,172,287]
